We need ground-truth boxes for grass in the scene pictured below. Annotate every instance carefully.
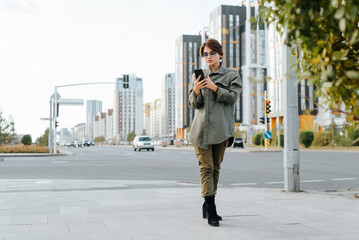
[0,144,50,153]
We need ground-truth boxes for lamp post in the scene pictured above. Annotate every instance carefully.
[50,81,123,154]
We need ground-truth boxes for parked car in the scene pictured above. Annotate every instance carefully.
[233,137,244,148]
[133,136,154,151]
[67,141,75,147]
[74,140,84,148]
[84,140,95,147]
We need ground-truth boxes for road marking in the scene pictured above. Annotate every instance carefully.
[331,178,356,181]
[231,183,258,186]
[265,181,284,184]
[301,180,324,183]
[51,161,68,164]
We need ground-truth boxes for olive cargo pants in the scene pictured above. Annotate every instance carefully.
[194,139,228,198]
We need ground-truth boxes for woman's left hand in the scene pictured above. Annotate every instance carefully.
[205,76,218,93]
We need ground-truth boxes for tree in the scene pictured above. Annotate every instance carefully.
[127,131,136,142]
[21,135,32,145]
[255,0,359,122]
[37,128,49,146]
[0,109,16,144]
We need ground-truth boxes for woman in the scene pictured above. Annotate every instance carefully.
[188,38,242,227]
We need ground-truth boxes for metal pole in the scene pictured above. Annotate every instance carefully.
[277,80,280,148]
[283,43,300,192]
[49,97,53,154]
[54,87,58,154]
[264,90,267,151]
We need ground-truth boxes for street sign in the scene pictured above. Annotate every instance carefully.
[58,98,84,106]
[263,131,272,140]
[250,126,254,131]
[249,131,254,136]
[277,124,282,131]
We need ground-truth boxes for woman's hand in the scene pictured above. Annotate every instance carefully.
[205,76,218,93]
[193,75,206,96]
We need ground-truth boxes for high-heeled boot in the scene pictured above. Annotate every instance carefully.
[204,196,219,227]
[202,202,222,221]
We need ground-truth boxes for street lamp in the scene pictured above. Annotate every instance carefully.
[51,81,124,154]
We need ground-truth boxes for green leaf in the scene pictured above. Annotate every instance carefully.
[332,50,349,60]
[350,29,359,45]
[345,70,359,79]
[334,7,345,19]
[339,18,346,32]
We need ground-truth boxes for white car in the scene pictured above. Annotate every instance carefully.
[133,136,154,151]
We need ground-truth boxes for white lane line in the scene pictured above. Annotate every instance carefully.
[331,178,357,181]
[301,180,324,183]
[265,181,284,184]
[231,183,258,186]
[51,161,68,164]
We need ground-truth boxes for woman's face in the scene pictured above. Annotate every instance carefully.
[203,46,221,68]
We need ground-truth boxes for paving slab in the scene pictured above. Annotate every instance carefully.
[0,179,357,240]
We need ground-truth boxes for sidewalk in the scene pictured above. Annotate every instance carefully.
[0,179,358,240]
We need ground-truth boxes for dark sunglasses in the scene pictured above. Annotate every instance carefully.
[203,51,217,57]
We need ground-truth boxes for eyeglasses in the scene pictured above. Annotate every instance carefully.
[203,51,217,57]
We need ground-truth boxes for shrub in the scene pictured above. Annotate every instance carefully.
[94,136,105,143]
[253,133,262,145]
[21,135,32,145]
[335,135,347,147]
[299,131,314,148]
[312,131,330,147]
[0,145,49,153]
[350,128,359,146]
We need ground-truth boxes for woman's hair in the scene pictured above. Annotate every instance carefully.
[200,38,223,58]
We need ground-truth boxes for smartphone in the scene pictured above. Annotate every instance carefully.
[194,69,205,81]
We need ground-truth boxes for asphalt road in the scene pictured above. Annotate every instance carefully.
[0,145,358,191]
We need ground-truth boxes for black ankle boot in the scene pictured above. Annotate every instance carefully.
[202,202,222,221]
[204,196,219,227]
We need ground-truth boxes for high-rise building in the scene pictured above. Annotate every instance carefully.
[71,123,85,140]
[161,73,176,139]
[150,99,161,140]
[59,128,71,143]
[143,103,151,136]
[175,35,202,140]
[114,74,143,141]
[106,109,114,140]
[86,100,102,140]
[209,3,265,127]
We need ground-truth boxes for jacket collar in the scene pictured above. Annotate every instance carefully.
[206,62,225,75]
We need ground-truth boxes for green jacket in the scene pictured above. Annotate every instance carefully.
[188,64,242,149]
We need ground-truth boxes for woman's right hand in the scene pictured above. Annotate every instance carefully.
[193,75,206,96]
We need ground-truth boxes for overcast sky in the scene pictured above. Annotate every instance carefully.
[0,0,239,139]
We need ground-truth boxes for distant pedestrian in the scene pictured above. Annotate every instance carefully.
[188,38,242,227]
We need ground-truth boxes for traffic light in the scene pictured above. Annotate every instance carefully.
[55,121,59,128]
[260,117,265,124]
[265,99,271,115]
[259,117,270,125]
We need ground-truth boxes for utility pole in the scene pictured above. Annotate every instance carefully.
[283,44,300,192]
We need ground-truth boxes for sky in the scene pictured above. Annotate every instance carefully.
[0,0,239,140]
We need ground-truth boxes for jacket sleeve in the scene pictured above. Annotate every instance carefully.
[216,72,242,104]
[188,73,203,109]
